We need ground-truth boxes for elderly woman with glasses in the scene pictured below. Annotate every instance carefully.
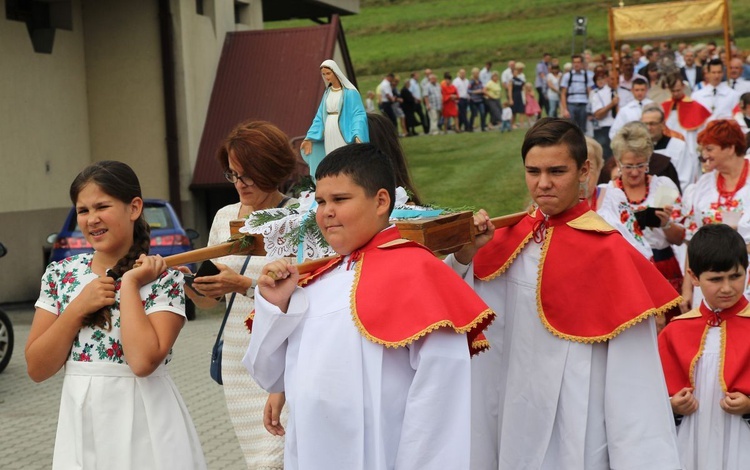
[680,119,750,311]
[182,120,297,469]
[609,122,686,304]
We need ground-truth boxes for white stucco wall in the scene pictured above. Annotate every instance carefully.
[0,0,90,300]
[82,0,169,200]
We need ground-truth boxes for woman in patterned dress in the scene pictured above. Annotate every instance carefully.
[681,119,750,310]
[185,120,297,469]
[26,161,206,469]
[609,122,686,324]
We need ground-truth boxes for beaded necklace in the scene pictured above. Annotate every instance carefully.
[616,175,650,206]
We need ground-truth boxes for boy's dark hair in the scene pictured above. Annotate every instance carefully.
[688,224,748,277]
[315,143,396,213]
[632,77,648,87]
[521,117,587,168]
[706,58,724,71]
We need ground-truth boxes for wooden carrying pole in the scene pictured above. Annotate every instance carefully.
[723,0,731,69]
[160,234,265,267]
[160,211,529,274]
[609,7,619,85]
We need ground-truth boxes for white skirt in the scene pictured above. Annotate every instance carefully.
[53,361,207,470]
[324,115,347,155]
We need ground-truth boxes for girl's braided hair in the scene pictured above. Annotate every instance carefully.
[69,160,151,330]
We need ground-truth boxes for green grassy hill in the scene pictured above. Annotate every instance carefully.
[269,0,750,215]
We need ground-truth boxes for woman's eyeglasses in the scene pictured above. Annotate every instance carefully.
[618,162,649,172]
[224,170,254,186]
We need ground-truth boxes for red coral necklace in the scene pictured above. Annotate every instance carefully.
[716,159,749,208]
[616,175,650,206]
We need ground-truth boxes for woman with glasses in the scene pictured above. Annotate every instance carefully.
[681,119,750,311]
[183,120,297,469]
[609,122,685,321]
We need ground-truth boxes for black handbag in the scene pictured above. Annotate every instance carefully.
[210,255,251,385]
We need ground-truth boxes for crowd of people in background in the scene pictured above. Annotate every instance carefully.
[371,40,750,141]
[371,38,750,324]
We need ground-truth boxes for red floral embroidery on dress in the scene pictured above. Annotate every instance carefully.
[39,253,186,365]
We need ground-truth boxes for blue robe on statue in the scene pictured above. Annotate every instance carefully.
[304,87,369,179]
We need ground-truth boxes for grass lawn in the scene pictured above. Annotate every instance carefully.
[269,0,750,214]
[401,129,532,217]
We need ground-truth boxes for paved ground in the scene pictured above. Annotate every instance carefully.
[0,303,247,469]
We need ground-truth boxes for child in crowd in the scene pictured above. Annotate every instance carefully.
[524,82,541,126]
[25,161,206,469]
[501,101,513,132]
[243,143,493,469]
[365,90,376,113]
[659,223,750,469]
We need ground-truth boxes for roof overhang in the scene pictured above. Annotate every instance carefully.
[263,0,359,22]
[190,15,356,189]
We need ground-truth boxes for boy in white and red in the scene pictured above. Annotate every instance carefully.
[659,223,750,469]
[447,118,682,469]
[243,143,493,469]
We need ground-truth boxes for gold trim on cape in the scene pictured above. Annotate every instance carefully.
[566,210,617,233]
[349,253,495,349]
[477,232,534,282]
[535,226,683,343]
[719,322,728,392]
[689,325,709,389]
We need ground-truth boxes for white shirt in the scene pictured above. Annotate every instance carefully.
[479,67,492,86]
[692,82,740,121]
[618,73,647,107]
[501,67,514,86]
[453,77,470,99]
[446,243,681,470]
[655,136,691,189]
[727,77,750,95]
[609,97,654,139]
[244,259,472,470]
[560,69,593,104]
[682,66,698,89]
[501,107,513,121]
[379,78,393,103]
[408,78,422,99]
[546,74,560,101]
[590,85,616,127]
[673,327,750,470]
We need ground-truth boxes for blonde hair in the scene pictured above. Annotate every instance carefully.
[611,121,653,160]
[515,62,525,70]
[585,136,604,173]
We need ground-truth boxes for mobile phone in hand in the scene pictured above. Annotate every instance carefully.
[634,207,663,228]
[184,260,221,296]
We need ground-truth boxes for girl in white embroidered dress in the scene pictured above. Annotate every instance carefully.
[26,161,206,469]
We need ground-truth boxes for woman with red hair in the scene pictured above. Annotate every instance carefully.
[681,119,750,309]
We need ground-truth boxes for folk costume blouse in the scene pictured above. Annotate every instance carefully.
[35,253,206,470]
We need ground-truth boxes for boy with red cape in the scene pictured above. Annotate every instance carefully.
[659,224,750,469]
[446,118,682,469]
[243,144,493,469]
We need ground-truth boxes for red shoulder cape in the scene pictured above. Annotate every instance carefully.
[661,97,711,131]
[658,298,750,396]
[249,227,494,356]
[474,201,681,342]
